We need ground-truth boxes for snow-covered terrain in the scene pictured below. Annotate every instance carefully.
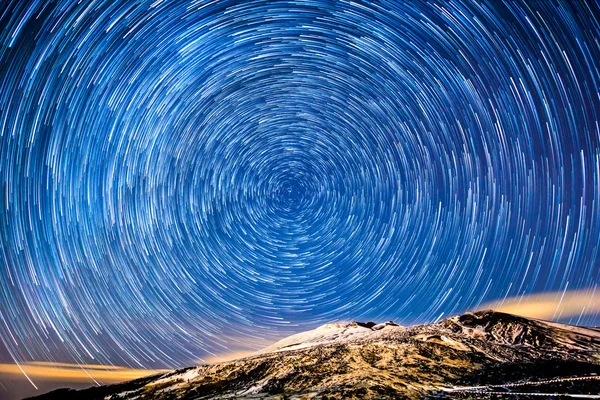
[258,321,401,353]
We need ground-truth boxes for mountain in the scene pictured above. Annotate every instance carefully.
[27,310,600,399]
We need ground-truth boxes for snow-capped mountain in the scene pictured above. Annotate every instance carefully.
[256,321,400,354]
[28,310,600,399]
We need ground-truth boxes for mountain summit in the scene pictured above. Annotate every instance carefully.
[28,310,600,399]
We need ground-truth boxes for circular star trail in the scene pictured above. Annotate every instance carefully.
[1,0,600,369]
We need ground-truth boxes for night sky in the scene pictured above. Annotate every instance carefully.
[1,0,600,397]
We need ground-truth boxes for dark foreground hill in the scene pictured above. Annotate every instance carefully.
[27,310,600,399]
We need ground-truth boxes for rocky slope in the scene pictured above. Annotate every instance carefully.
[28,310,600,399]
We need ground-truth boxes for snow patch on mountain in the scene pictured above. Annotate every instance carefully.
[257,320,403,354]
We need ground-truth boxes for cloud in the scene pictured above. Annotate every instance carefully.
[479,288,600,321]
[0,361,168,384]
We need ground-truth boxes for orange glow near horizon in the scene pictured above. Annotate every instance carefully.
[0,361,168,383]
[199,350,257,364]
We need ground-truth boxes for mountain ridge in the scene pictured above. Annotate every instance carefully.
[27,310,600,399]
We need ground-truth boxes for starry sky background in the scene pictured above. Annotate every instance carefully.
[1,0,600,398]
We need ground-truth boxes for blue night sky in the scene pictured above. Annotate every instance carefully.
[1,0,599,396]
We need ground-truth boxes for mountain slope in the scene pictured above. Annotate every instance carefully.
[28,310,600,400]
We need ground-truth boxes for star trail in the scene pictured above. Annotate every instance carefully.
[1,0,599,380]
